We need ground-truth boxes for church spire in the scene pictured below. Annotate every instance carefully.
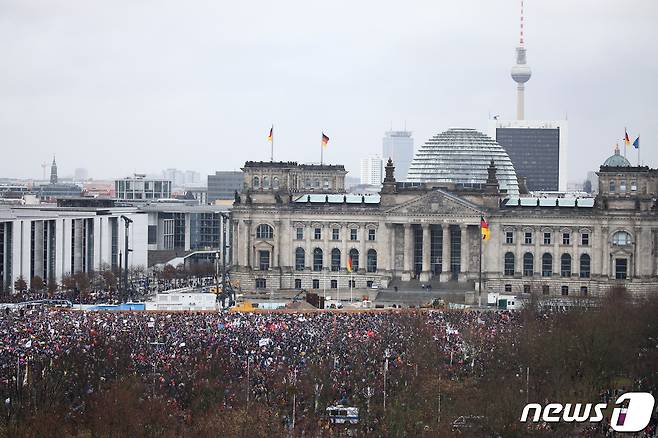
[50,155,58,184]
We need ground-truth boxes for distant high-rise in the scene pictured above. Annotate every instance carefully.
[511,0,531,120]
[360,156,383,186]
[50,156,58,184]
[489,120,568,192]
[382,130,413,180]
[207,171,244,203]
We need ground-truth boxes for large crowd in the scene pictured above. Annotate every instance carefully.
[0,307,656,436]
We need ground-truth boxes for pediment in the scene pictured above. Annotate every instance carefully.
[384,189,483,216]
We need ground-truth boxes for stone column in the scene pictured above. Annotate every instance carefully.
[359,225,367,273]
[571,229,579,278]
[515,227,522,276]
[419,223,431,282]
[273,219,281,270]
[402,223,413,281]
[388,223,396,274]
[601,226,609,278]
[440,223,451,282]
[459,224,469,282]
[305,223,312,271]
[244,220,252,269]
[341,224,348,272]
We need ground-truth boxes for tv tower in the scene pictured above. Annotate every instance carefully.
[511,0,531,120]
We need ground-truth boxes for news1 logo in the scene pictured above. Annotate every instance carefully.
[521,392,655,433]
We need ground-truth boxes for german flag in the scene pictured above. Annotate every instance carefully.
[321,132,329,147]
[267,126,273,142]
[624,128,630,146]
[347,255,353,273]
[480,216,490,241]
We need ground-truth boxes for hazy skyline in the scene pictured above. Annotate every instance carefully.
[2,0,657,182]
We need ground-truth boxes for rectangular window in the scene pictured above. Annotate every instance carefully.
[255,278,266,289]
[350,229,357,241]
[543,232,551,245]
[561,285,569,296]
[581,233,589,246]
[294,279,302,289]
[330,279,337,289]
[542,285,550,295]
[296,227,304,240]
[505,231,514,244]
[368,229,376,241]
[580,286,588,296]
[562,232,570,245]
[523,284,531,294]
[312,279,320,289]
[504,284,512,292]
[524,232,532,244]
[615,258,628,280]
[332,228,339,241]
[314,228,321,240]
[259,250,270,271]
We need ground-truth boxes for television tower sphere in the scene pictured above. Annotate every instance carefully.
[511,64,531,83]
[511,47,531,83]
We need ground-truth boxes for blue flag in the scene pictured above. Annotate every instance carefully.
[633,136,640,149]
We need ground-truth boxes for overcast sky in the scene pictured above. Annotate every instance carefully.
[1,0,657,182]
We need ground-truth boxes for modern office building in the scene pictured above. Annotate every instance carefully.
[0,206,147,292]
[382,130,414,180]
[139,201,231,266]
[360,156,383,186]
[489,120,568,192]
[207,171,244,203]
[114,174,172,201]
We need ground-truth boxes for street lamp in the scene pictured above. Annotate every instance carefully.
[120,215,133,302]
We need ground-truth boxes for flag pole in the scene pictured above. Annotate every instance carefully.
[320,136,323,166]
[478,226,482,307]
[270,125,274,162]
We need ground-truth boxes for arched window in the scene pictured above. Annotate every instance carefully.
[295,248,305,271]
[256,224,273,239]
[313,248,323,271]
[367,249,377,273]
[542,253,553,277]
[612,231,631,246]
[331,248,341,272]
[253,176,260,188]
[313,179,320,188]
[609,180,616,193]
[272,177,280,190]
[262,176,270,189]
[504,252,515,276]
[560,253,571,277]
[349,248,359,272]
[580,254,590,278]
[620,180,626,192]
[523,253,534,276]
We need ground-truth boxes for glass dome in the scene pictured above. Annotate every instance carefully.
[406,128,520,195]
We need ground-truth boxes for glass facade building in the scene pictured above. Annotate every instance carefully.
[495,127,560,191]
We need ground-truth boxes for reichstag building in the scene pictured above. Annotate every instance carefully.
[230,128,658,297]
